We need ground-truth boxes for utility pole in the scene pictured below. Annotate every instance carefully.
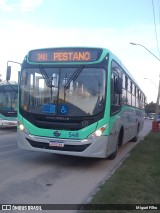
[155,76,160,120]
[130,42,160,131]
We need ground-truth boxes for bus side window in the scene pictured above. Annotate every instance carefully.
[111,72,121,114]
[136,87,139,108]
[127,78,131,105]
[132,84,136,107]
[122,73,127,104]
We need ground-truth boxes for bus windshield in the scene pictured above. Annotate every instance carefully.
[0,85,18,111]
[20,67,106,117]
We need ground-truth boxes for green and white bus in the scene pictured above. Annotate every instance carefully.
[8,47,145,159]
[0,80,18,127]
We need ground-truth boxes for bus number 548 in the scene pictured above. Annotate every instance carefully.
[69,132,79,138]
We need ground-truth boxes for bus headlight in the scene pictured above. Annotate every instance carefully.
[18,121,29,135]
[88,124,108,139]
[95,129,103,137]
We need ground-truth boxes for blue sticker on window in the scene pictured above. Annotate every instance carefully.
[59,105,69,114]
[42,104,56,114]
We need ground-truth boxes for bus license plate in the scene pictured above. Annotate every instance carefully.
[49,141,64,147]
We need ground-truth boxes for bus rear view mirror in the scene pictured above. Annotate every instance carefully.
[6,66,11,81]
[115,78,122,94]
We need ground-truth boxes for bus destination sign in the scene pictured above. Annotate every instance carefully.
[28,48,102,63]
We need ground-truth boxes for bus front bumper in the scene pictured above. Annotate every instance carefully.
[17,129,109,158]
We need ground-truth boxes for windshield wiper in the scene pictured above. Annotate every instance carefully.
[39,67,52,88]
[6,81,17,93]
[64,65,84,90]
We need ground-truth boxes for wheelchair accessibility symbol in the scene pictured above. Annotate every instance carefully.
[60,105,69,114]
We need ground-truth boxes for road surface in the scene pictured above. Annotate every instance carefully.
[0,120,152,212]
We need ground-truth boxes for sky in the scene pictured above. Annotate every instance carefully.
[0,0,160,103]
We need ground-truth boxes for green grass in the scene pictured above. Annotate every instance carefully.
[79,133,160,213]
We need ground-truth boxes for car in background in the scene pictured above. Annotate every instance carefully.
[148,113,155,120]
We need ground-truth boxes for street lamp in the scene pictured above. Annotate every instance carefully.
[130,42,160,131]
[130,42,160,61]
[6,60,21,81]
[144,78,158,88]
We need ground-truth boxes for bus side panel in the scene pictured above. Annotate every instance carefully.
[120,107,137,144]
[108,106,144,149]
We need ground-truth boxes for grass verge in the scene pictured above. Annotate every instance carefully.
[78,132,160,213]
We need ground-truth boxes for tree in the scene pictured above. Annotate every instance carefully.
[145,102,157,113]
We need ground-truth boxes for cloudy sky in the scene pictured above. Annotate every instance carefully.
[0,0,160,103]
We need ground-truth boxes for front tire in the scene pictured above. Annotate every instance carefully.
[107,146,118,160]
[131,124,139,142]
[107,128,124,160]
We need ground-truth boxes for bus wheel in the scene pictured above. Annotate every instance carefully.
[107,129,123,160]
[118,128,124,147]
[107,137,119,160]
[107,147,118,160]
[131,125,139,142]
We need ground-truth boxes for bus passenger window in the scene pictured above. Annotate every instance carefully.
[125,76,128,90]
[135,88,139,108]
[111,72,121,114]
[122,73,127,105]
[132,84,136,107]
[127,79,131,105]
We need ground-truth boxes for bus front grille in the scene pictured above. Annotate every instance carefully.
[26,138,91,152]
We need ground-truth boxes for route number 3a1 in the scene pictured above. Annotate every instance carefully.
[69,132,79,138]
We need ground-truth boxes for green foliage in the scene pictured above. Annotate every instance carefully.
[79,133,160,213]
[145,102,156,113]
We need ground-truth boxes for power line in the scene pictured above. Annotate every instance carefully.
[151,0,160,57]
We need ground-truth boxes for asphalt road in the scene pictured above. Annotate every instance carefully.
[0,120,152,212]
